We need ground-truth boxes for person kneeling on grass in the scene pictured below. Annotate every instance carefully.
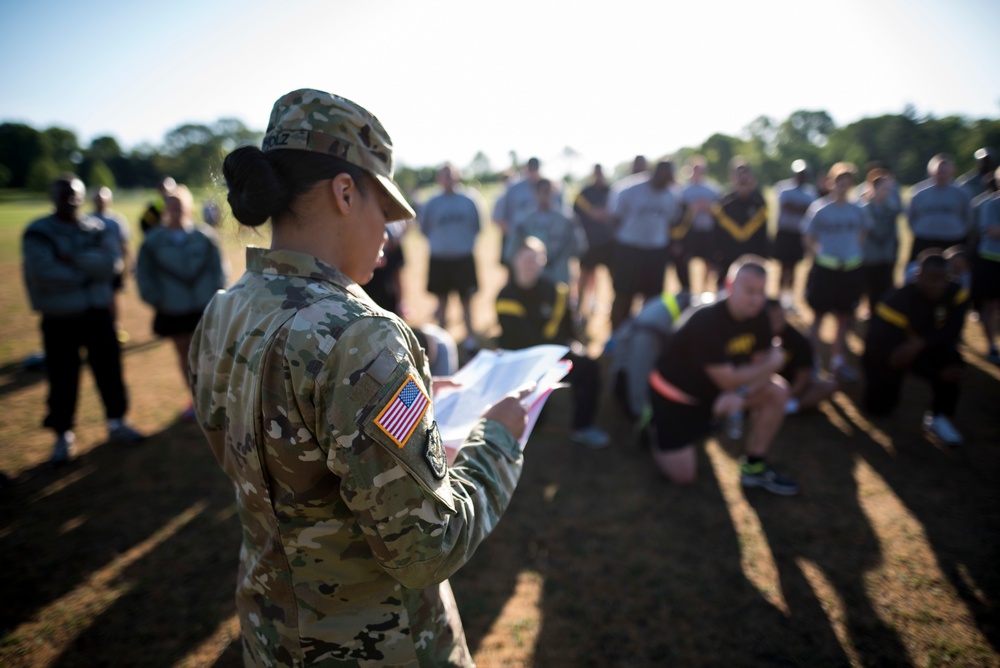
[496,237,610,449]
[648,255,799,495]
[862,250,969,445]
[765,299,838,414]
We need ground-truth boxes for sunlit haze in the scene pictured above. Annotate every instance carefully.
[2,0,998,177]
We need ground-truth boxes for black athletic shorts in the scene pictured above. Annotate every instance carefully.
[650,391,714,452]
[973,256,1000,301]
[685,230,714,261]
[112,272,125,292]
[580,241,613,270]
[612,244,669,298]
[772,229,805,265]
[153,310,204,337]
[806,264,865,315]
[427,255,478,298]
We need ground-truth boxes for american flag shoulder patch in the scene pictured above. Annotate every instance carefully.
[374,375,430,448]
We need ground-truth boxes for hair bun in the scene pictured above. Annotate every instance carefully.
[222,146,288,228]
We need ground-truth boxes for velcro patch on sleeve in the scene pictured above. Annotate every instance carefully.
[374,374,430,448]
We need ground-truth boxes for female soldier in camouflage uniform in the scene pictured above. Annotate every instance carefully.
[190,89,529,667]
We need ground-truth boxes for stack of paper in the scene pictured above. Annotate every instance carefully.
[432,345,571,462]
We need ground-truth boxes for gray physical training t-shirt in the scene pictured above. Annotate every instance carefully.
[802,196,871,261]
[907,180,972,241]
[495,179,563,225]
[774,179,818,231]
[614,181,683,248]
[420,190,481,258]
[682,182,720,231]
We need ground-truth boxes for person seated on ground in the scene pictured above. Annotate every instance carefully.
[648,255,798,495]
[496,237,610,449]
[765,299,838,414]
[610,290,694,424]
[862,250,969,445]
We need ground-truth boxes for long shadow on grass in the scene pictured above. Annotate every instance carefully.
[0,419,242,666]
[455,389,852,667]
[0,338,164,399]
[830,360,1000,659]
[744,406,912,667]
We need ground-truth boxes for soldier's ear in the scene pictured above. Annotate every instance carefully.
[329,174,357,216]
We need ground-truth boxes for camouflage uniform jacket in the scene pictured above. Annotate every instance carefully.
[190,247,524,667]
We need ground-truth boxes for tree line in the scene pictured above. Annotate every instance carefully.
[1,106,998,193]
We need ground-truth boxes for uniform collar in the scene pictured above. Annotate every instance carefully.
[246,247,361,294]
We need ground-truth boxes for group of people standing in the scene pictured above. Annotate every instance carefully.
[21,174,226,464]
[13,82,999,665]
[404,147,998,496]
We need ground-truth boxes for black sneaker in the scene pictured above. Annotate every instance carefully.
[739,460,800,496]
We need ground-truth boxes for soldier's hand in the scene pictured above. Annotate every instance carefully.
[483,387,532,441]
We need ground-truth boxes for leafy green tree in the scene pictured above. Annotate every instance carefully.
[87,159,116,189]
[700,133,742,184]
[0,163,11,188]
[26,157,61,191]
[774,110,834,178]
[0,123,50,188]
[43,126,81,171]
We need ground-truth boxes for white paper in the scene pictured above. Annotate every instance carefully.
[433,345,571,460]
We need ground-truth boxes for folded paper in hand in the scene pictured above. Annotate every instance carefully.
[432,344,571,460]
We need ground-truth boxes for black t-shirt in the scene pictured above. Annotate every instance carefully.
[657,299,772,402]
[573,183,613,246]
[714,189,769,258]
[865,281,969,360]
[777,323,812,383]
[496,278,575,350]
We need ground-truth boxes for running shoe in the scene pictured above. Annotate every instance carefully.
[923,413,963,446]
[50,431,76,466]
[739,459,800,496]
[570,426,611,449]
[109,423,147,445]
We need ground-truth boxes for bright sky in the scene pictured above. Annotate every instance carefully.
[2,0,998,177]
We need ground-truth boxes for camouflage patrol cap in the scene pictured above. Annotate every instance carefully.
[262,89,415,221]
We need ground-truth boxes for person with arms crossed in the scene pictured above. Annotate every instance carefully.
[907,154,972,261]
[505,178,587,289]
[712,158,769,289]
[648,256,798,495]
[609,159,683,329]
[137,184,227,421]
[22,175,145,464]
[190,89,530,667]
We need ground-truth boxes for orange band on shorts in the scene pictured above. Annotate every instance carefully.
[649,370,699,406]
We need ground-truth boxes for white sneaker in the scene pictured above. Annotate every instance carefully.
[570,426,611,449]
[50,431,76,465]
[924,413,963,446]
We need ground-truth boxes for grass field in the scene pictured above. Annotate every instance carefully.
[1,188,999,667]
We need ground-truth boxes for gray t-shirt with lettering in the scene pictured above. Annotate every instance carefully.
[682,182,720,231]
[420,189,481,259]
[802,196,872,261]
[614,180,683,249]
[774,179,818,231]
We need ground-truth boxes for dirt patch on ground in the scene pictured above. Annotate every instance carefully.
[2,227,999,667]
